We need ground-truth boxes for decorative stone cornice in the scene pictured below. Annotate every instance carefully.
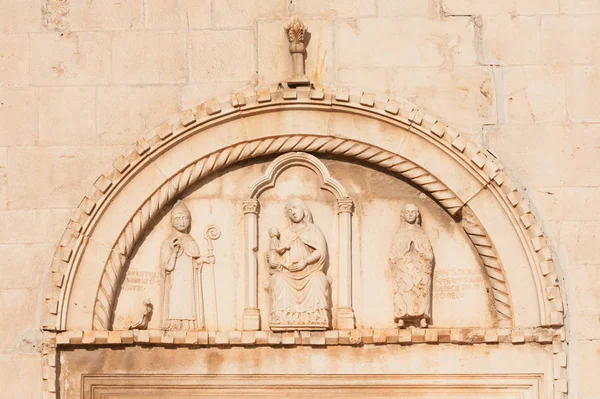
[54,327,563,347]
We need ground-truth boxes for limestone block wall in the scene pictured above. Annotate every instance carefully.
[0,0,598,397]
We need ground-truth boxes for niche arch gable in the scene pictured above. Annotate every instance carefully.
[248,151,350,200]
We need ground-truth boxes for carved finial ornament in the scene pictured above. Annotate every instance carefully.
[284,17,310,87]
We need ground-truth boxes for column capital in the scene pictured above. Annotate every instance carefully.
[243,199,260,215]
[337,198,354,214]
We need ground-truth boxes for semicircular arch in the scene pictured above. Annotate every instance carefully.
[42,86,564,333]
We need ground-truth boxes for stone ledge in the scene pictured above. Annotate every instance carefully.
[55,327,563,347]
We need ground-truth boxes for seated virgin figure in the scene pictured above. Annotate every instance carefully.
[265,198,331,331]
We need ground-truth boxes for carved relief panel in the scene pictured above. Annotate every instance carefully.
[113,154,495,331]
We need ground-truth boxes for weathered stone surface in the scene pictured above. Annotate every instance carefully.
[189,31,255,82]
[295,0,376,17]
[98,86,181,144]
[483,16,541,65]
[337,18,477,68]
[0,210,65,244]
[0,88,38,146]
[572,340,600,396]
[338,67,389,93]
[569,265,600,336]
[567,66,600,122]
[112,32,185,84]
[0,289,37,350]
[181,81,251,110]
[0,353,41,399]
[0,35,29,86]
[7,146,127,209]
[0,0,40,32]
[0,148,6,209]
[572,313,600,340]
[392,66,496,139]
[145,0,211,29]
[528,187,600,222]
[59,345,556,397]
[0,243,54,289]
[69,0,143,30]
[258,19,334,86]
[40,87,96,145]
[556,223,600,267]
[516,0,559,14]
[213,0,286,28]
[560,0,600,14]
[443,0,516,14]
[379,0,439,17]
[542,15,600,64]
[504,66,566,123]
[31,32,111,85]
[485,124,600,188]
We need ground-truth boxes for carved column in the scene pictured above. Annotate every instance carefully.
[337,198,355,329]
[242,200,261,330]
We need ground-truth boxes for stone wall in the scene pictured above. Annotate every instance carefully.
[0,0,598,397]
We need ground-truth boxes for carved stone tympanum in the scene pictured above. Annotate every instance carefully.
[389,204,435,328]
[160,201,216,331]
[266,198,331,330]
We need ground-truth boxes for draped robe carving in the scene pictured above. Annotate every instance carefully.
[389,204,435,328]
[160,201,210,331]
[266,198,331,330]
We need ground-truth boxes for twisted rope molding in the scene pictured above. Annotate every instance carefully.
[461,209,513,326]
[92,134,512,330]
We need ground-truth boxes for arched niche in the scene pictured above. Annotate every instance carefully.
[42,87,564,333]
[242,152,355,331]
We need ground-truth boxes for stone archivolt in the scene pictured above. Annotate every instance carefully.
[43,86,562,334]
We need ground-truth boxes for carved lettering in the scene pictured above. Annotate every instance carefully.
[121,270,161,291]
[433,269,485,300]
